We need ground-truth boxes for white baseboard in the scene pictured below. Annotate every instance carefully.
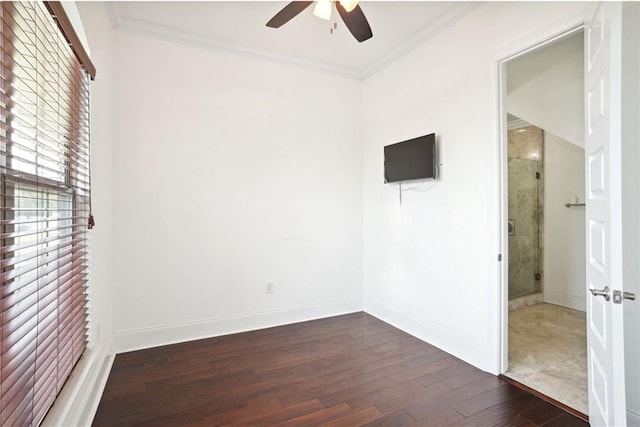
[114,298,363,353]
[543,291,586,312]
[364,299,494,373]
[42,340,115,427]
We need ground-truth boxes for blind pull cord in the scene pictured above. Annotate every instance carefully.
[88,88,95,230]
[88,131,95,230]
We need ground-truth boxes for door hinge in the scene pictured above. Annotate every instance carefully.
[535,172,541,179]
[498,254,502,262]
[534,273,541,281]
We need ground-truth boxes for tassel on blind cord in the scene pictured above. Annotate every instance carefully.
[88,208,95,229]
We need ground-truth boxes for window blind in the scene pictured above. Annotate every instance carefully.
[0,2,92,426]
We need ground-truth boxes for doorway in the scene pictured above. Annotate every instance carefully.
[499,29,588,415]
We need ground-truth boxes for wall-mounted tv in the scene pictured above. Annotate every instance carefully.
[384,133,436,183]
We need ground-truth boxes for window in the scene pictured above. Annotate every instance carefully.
[1,2,94,425]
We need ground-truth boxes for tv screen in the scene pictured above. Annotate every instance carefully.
[384,133,436,183]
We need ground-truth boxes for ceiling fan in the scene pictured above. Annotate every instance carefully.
[266,1,373,43]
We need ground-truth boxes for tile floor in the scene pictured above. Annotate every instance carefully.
[506,302,588,415]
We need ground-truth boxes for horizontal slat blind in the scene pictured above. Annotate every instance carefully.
[0,2,91,426]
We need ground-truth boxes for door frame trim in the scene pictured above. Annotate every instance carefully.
[496,23,586,375]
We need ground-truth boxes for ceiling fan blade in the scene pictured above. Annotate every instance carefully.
[266,1,314,28]
[335,2,373,43]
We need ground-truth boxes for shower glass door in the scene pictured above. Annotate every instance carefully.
[508,157,542,299]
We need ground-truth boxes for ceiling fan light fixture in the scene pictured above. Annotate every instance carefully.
[313,0,332,20]
[339,0,358,13]
[266,1,372,43]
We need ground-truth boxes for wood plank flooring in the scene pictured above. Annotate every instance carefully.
[93,312,589,426]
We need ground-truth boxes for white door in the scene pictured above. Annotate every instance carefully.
[585,2,627,426]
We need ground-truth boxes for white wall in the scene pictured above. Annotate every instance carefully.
[507,32,584,148]
[79,0,116,364]
[622,3,640,423]
[43,3,116,426]
[362,2,596,373]
[110,30,363,351]
[543,132,586,311]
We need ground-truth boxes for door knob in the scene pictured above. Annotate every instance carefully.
[589,286,610,301]
[612,289,636,304]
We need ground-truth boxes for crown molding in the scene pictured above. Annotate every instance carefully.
[106,2,363,81]
[105,1,122,30]
[362,2,484,79]
[106,2,484,82]
[507,117,532,131]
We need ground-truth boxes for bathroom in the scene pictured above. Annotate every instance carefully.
[504,31,589,415]
[505,114,588,414]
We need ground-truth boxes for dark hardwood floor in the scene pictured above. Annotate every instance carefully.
[93,312,588,426]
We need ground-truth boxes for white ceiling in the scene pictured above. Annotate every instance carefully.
[107,1,482,79]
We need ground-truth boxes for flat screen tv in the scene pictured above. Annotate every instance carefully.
[384,133,436,183]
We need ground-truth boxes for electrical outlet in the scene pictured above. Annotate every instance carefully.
[265,281,274,294]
